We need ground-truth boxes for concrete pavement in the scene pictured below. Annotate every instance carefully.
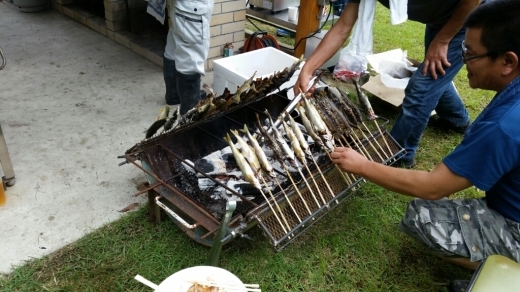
[0,1,212,274]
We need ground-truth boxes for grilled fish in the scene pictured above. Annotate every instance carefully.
[265,109,295,162]
[223,133,261,190]
[240,125,275,176]
[297,104,324,148]
[156,105,170,121]
[163,106,179,131]
[255,113,284,163]
[285,110,311,155]
[281,119,306,165]
[236,71,257,99]
[353,79,377,120]
[230,129,261,173]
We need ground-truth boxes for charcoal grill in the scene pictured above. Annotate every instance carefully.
[122,86,405,255]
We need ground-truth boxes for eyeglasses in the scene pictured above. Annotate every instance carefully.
[461,40,490,64]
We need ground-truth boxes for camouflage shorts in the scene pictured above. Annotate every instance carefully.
[399,198,520,263]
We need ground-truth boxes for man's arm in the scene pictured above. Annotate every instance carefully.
[330,147,473,199]
[422,0,481,79]
[294,3,360,94]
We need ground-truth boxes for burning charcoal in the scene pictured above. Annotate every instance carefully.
[228,180,261,197]
[181,159,197,174]
[194,158,227,177]
[198,178,217,190]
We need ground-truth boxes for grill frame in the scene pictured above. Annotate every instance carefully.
[124,89,405,249]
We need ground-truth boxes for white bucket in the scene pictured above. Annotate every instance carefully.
[288,6,298,21]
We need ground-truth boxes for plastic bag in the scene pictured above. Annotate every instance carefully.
[333,50,368,83]
[378,50,417,89]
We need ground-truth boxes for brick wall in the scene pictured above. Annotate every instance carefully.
[50,0,246,71]
[207,0,246,70]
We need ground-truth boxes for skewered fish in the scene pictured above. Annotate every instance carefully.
[297,104,324,149]
[280,119,306,165]
[223,133,261,190]
[230,129,261,174]
[353,79,377,120]
[163,106,179,131]
[255,113,284,163]
[145,119,167,139]
[285,111,311,156]
[144,56,309,139]
[240,125,275,176]
[264,109,295,163]
[235,71,257,100]
[156,105,170,121]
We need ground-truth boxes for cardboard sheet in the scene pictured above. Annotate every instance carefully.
[361,74,405,107]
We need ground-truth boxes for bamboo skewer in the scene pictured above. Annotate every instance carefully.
[349,129,377,161]
[281,164,313,216]
[258,175,291,231]
[361,122,391,159]
[341,133,370,160]
[307,152,337,200]
[293,163,322,209]
[322,147,354,186]
[269,174,303,223]
[371,120,394,161]
[257,186,288,234]
[353,127,384,162]
[301,160,327,205]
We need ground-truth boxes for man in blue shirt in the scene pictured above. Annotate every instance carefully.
[331,0,520,270]
[297,0,485,168]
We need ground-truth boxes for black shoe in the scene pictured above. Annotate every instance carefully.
[200,89,207,99]
[428,117,471,134]
[163,56,180,106]
[448,280,470,292]
[392,158,416,169]
[176,72,202,115]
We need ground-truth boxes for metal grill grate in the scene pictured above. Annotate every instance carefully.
[255,130,404,250]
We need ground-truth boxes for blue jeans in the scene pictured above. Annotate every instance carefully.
[390,24,470,163]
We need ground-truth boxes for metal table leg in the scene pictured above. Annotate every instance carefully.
[0,122,15,186]
[206,201,237,267]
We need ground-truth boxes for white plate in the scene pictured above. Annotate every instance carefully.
[157,266,246,292]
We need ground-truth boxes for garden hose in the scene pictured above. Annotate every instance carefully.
[243,31,280,53]
[0,47,5,70]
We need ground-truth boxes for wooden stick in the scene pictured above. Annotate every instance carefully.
[259,175,291,231]
[307,152,337,200]
[282,164,313,216]
[295,164,322,209]
[257,186,288,234]
[302,161,327,205]
[270,174,303,223]
[355,126,385,163]
[371,120,394,160]
[361,122,391,160]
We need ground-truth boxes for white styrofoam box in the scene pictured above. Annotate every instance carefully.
[304,30,340,69]
[213,47,304,100]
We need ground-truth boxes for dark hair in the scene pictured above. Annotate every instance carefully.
[464,0,520,61]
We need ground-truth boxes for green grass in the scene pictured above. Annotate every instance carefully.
[0,4,496,292]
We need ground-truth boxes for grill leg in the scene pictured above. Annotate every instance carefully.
[148,189,161,223]
[206,201,236,267]
[0,122,15,186]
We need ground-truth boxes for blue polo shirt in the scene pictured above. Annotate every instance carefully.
[443,76,520,223]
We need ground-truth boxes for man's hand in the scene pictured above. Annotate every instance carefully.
[330,147,367,175]
[294,70,313,98]
[422,39,451,79]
